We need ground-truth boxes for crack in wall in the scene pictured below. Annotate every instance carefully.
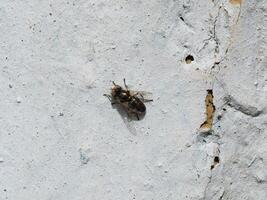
[198,5,222,57]
[224,95,265,117]
[197,89,224,199]
[212,6,221,57]
[199,1,250,200]
[203,175,212,200]
[230,0,242,25]
[203,172,225,200]
[219,190,225,200]
[203,1,242,74]
[210,4,232,69]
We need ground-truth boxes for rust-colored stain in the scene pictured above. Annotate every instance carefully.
[229,0,242,5]
[200,90,215,130]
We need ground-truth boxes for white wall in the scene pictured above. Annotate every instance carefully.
[0,0,266,199]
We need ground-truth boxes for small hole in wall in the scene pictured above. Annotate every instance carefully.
[185,55,194,64]
[211,156,220,170]
[214,156,220,163]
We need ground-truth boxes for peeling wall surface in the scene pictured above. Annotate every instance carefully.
[0,0,266,199]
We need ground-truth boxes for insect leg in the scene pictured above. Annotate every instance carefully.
[143,99,153,102]
[123,78,129,91]
[135,113,140,120]
[138,93,153,102]
[103,94,112,101]
[133,92,138,96]
[104,94,118,105]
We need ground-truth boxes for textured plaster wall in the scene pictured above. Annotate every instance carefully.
[0,0,266,199]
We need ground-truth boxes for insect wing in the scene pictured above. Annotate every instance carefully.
[122,115,137,135]
[128,90,153,101]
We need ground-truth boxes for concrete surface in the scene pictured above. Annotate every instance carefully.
[0,0,266,199]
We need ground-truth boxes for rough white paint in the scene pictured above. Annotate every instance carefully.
[0,0,266,199]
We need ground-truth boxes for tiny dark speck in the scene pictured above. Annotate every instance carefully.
[214,156,219,163]
[180,16,184,21]
[217,115,222,120]
[185,55,194,64]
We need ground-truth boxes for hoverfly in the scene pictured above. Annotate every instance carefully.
[104,79,153,120]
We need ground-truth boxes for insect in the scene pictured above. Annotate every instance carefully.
[104,79,153,120]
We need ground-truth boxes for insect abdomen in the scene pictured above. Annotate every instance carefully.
[129,98,146,113]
